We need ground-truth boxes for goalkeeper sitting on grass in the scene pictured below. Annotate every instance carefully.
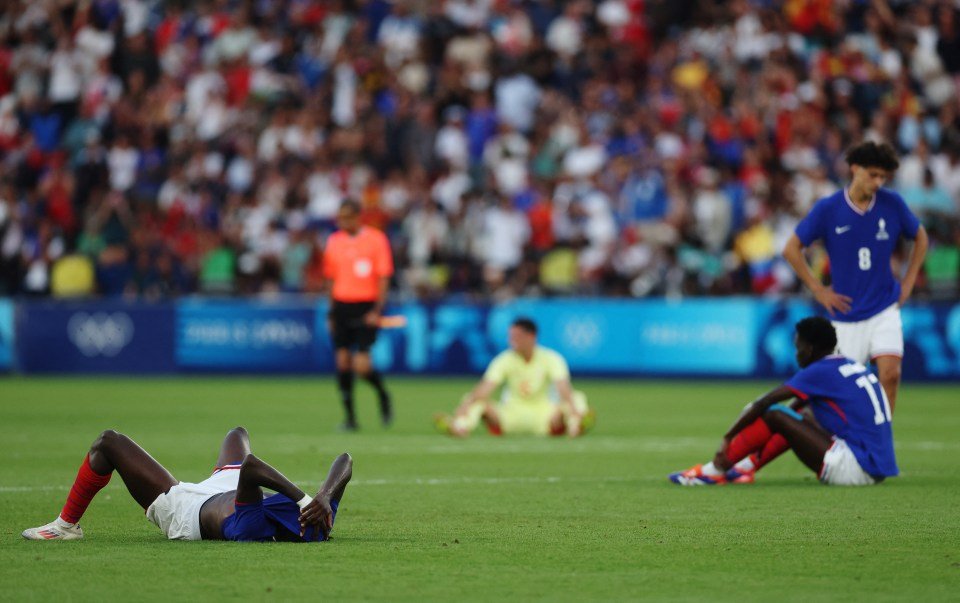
[22,427,351,542]
[435,317,595,437]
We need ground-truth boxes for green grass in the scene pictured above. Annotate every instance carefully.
[1,377,958,602]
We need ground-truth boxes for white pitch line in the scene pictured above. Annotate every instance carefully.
[2,440,954,494]
[348,475,635,487]
[0,485,70,493]
[0,475,637,494]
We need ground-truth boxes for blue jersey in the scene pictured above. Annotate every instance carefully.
[222,494,338,542]
[795,188,920,322]
[785,355,898,478]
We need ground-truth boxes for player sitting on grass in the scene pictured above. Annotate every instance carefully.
[22,427,351,542]
[669,316,897,486]
[434,317,595,437]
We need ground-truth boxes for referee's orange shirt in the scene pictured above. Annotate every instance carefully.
[323,227,394,302]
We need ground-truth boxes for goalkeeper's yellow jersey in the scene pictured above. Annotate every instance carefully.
[482,346,570,405]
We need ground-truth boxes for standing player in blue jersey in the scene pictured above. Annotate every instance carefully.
[783,141,928,411]
[669,317,898,486]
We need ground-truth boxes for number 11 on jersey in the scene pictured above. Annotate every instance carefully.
[856,373,891,424]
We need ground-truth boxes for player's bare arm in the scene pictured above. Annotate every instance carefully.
[300,452,353,538]
[783,234,853,316]
[709,385,796,470]
[898,225,928,306]
[199,453,308,540]
[721,386,796,445]
[555,378,582,436]
[456,379,497,416]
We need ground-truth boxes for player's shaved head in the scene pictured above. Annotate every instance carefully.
[845,141,899,171]
[795,317,837,356]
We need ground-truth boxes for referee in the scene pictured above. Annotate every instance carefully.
[322,200,394,431]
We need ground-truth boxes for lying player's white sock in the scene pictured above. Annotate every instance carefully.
[733,457,756,472]
[700,462,724,477]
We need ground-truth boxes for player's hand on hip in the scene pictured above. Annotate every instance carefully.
[814,286,852,316]
[363,310,380,327]
[898,284,914,306]
[299,495,334,539]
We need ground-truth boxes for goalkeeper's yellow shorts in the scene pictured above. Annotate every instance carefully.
[498,391,588,435]
[499,400,557,435]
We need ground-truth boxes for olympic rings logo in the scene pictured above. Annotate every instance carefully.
[67,312,134,357]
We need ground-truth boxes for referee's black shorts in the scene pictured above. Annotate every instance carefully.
[329,301,379,352]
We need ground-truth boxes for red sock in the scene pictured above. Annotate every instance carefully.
[725,418,773,464]
[60,454,112,524]
[486,422,503,436]
[755,433,790,469]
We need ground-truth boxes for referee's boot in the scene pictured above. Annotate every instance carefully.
[379,394,394,428]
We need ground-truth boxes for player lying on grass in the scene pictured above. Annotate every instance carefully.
[434,317,595,437]
[22,427,352,542]
[669,316,898,486]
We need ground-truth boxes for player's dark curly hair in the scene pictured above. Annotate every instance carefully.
[795,317,838,355]
[845,141,900,171]
[512,317,538,335]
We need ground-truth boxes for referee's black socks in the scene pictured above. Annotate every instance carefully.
[337,370,356,424]
[364,371,392,416]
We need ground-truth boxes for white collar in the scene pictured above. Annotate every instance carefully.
[843,187,876,215]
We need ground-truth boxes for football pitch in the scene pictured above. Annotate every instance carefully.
[1,377,958,602]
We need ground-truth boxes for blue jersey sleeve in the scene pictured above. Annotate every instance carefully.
[795,200,827,246]
[894,193,920,239]
[784,362,830,401]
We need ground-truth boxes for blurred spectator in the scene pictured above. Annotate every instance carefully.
[0,0,957,302]
[481,195,529,292]
[902,168,957,219]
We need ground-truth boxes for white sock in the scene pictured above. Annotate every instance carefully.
[452,403,485,434]
[734,457,756,472]
[701,462,723,477]
[451,416,470,433]
[55,516,75,528]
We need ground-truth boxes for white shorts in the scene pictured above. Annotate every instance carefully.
[145,466,241,540]
[819,439,876,486]
[832,303,902,365]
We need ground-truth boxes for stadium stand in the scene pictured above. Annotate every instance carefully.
[0,0,958,300]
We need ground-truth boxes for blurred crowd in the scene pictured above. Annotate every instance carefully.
[1,0,959,301]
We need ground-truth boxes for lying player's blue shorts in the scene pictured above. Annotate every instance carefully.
[221,494,339,542]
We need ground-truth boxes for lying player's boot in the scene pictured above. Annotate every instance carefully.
[725,465,756,484]
[668,464,727,486]
[22,518,84,541]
